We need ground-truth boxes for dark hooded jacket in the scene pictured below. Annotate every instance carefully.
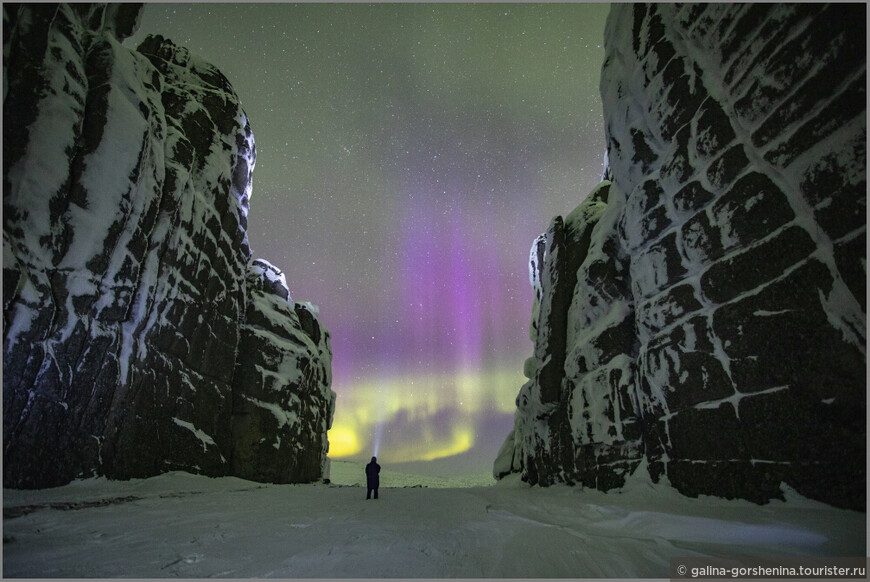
[365,457,380,488]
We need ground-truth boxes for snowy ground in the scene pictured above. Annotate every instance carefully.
[3,460,865,578]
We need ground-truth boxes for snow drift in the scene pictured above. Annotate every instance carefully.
[3,4,334,488]
[3,462,864,577]
[496,3,866,510]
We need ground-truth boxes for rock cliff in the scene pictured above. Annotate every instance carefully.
[3,3,334,488]
[232,259,334,483]
[495,3,866,510]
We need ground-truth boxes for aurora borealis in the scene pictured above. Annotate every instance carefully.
[127,3,610,476]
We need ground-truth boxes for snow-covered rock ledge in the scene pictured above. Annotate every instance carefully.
[3,4,335,488]
[496,3,866,511]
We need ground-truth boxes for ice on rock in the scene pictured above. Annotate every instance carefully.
[172,417,219,454]
[231,258,335,484]
[248,258,292,302]
[3,4,334,489]
[497,3,865,511]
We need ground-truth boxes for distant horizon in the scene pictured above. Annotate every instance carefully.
[327,457,497,488]
[329,426,508,480]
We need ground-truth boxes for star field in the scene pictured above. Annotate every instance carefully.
[127,3,610,475]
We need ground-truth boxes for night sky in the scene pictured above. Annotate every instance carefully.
[127,3,610,476]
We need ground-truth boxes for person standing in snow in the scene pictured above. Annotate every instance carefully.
[365,456,380,500]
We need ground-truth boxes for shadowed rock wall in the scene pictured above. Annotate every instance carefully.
[231,259,335,483]
[496,3,865,510]
[3,3,334,488]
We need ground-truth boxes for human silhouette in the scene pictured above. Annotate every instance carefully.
[365,456,380,500]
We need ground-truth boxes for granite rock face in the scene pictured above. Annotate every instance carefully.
[496,3,866,510]
[3,4,334,488]
[231,259,335,483]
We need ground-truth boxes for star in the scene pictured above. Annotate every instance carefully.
[126,2,610,474]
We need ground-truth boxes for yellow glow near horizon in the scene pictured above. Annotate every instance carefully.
[328,425,362,457]
[418,427,474,461]
[328,365,523,463]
